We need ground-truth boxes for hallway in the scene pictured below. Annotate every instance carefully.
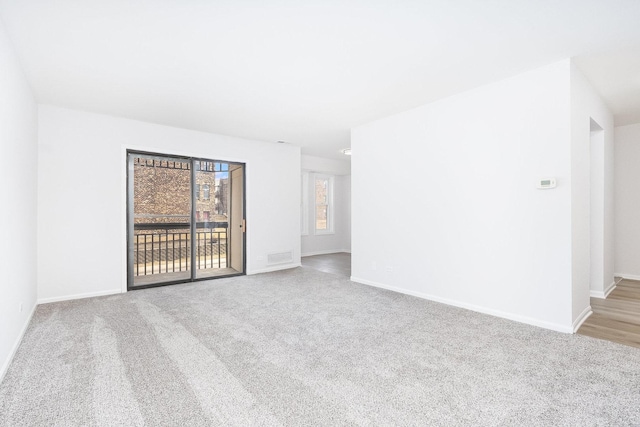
[301,253,351,278]
[578,279,640,348]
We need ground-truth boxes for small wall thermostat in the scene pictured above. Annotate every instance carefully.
[537,178,557,189]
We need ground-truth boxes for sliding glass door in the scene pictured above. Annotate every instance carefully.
[127,151,245,289]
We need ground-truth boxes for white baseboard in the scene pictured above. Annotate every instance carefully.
[350,276,574,334]
[37,289,122,305]
[614,273,640,282]
[572,306,593,333]
[590,280,618,299]
[604,280,616,297]
[0,303,37,384]
[302,249,351,257]
[248,262,301,275]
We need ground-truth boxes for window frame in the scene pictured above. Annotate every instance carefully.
[313,173,334,235]
[301,172,310,236]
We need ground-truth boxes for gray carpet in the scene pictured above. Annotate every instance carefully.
[1,267,639,426]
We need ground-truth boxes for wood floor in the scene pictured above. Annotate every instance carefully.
[578,279,640,348]
[301,252,351,278]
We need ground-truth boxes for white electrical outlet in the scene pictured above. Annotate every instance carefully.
[385,266,394,272]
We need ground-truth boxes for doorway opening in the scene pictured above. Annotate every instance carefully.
[590,119,604,296]
[127,151,245,290]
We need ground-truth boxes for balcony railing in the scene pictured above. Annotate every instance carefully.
[133,222,228,276]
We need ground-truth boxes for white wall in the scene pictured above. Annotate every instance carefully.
[301,155,351,256]
[570,63,615,310]
[615,123,640,279]
[38,105,301,303]
[352,60,576,332]
[0,18,38,381]
[301,154,351,176]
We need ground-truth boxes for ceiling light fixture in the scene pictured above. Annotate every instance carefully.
[341,148,352,156]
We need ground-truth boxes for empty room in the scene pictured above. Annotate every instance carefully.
[2,1,640,425]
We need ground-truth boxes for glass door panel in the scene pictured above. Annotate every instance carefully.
[194,160,243,279]
[229,164,245,274]
[128,154,192,288]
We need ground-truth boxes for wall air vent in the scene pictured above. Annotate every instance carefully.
[267,251,293,265]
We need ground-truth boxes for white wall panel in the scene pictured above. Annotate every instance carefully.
[352,61,574,331]
[0,19,38,381]
[615,123,640,279]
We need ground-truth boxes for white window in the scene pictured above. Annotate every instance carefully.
[314,174,334,234]
[301,172,309,235]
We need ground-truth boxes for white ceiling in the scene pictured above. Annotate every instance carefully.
[2,0,640,159]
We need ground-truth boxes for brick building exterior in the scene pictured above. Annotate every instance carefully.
[133,157,229,226]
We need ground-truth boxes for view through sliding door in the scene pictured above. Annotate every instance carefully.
[127,151,245,290]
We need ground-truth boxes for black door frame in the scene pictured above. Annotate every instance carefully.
[126,149,246,290]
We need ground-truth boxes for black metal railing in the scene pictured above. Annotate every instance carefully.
[133,222,228,276]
